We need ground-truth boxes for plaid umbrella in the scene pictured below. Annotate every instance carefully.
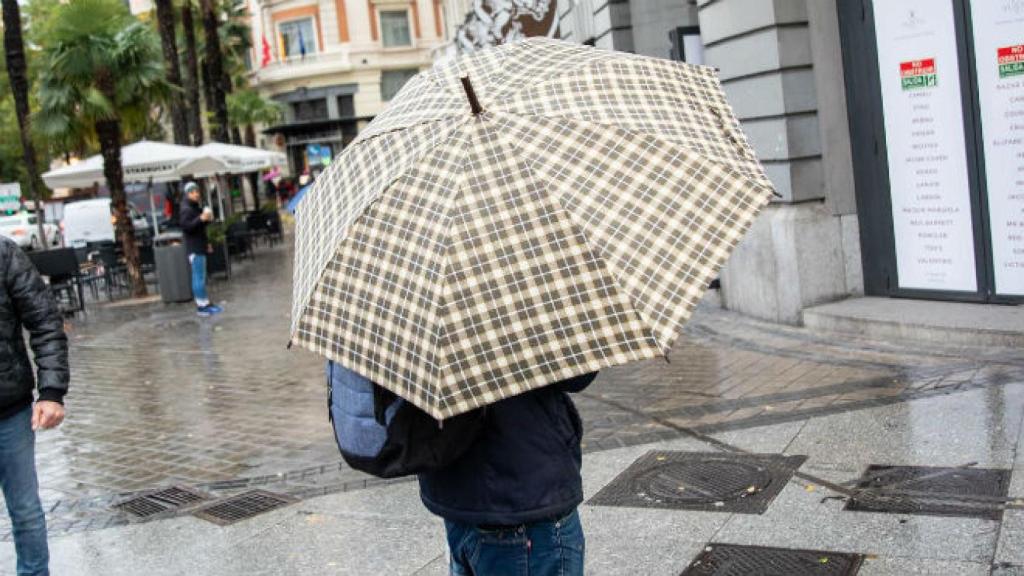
[292,38,776,419]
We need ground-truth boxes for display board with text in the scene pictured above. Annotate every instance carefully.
[970,0,1024,296]
[874,0,979,292]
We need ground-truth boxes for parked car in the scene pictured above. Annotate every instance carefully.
[0,212,62,250]
[62,198,152,248]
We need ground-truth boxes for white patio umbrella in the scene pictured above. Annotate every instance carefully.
[41,140,228,231]
[176,142,286,177]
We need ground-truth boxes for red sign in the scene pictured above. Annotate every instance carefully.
[998,45,1024,64]
[900,58,936,77]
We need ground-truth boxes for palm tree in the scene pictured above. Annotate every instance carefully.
[180,0,203,145]
[2,0,47,246]
[35,0,169,297]
[228,89,281,209]
[153,0,190,145]
[199,0,229,143]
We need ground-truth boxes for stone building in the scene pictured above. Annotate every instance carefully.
[437,0,1023,339]
[247,0,448,175]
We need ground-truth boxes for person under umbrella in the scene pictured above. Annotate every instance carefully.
[294,38,776,574]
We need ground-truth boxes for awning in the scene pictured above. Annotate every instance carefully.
[262,116,373,136]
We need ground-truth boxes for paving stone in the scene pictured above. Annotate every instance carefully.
[3,240,1019,541]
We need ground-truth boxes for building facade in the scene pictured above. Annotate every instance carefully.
[441,0,1023,324]
[248,0,448,176]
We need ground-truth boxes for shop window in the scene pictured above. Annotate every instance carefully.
[380,10,412,47]
[279,18,318,58]
[381,69,419,101]
[337,95,355,118]
[292,98,328,121]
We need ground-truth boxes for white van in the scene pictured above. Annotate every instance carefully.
[62,198,152,248]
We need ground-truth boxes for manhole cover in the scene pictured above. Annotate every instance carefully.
[681,543,864,576]
[115,486,211,518]
[844,465,1012,520]
[192,490,297,526]
[588,451,806,513]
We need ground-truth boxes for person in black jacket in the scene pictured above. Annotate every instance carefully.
[0,237,69,576]
[419,372,594,576]
[179,182,221,317]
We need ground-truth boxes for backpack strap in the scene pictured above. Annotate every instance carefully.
[372,384,398,425]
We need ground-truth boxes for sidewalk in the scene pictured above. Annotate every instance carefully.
[4,377,1021,575]
[0,241,1021,574]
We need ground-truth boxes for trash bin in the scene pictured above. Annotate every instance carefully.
[154,232,192,303]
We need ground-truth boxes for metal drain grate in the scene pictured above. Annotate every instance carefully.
[115,486,212,518]
[681,543,864,575]
[192,490,298,526]
[844,465,1012,520]
[588,451,806,514]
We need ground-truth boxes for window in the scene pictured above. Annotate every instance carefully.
[292,98,329,121]
[279,18,317,58]
[336,95,355,118]
[381,69,419,101]
[380,10,411,47]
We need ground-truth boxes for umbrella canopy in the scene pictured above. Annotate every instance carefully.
[41,140,220,189]
[292,38,776,419]
[176,142,287,177]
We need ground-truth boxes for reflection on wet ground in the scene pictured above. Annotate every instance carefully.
[2,241,1022,539]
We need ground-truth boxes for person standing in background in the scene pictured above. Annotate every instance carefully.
[180,182,222,317]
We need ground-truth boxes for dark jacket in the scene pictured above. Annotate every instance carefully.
[418,373,596,526]
[179,198,208,255]
[0,238,69,419]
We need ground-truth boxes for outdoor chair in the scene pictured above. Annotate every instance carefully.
[27,248,86,316]
[226,221,255,260]
[138,243,160,290]
[244,211,271,246]
[87,241,130,300]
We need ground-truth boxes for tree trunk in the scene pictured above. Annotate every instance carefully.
[95,119,147,297]
[154,0,189,145]
[244,125,258,210]
[2,0,47,247]
[181,2,204,145]
[200,0,229,143]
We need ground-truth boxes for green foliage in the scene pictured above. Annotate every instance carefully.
[34,0,170,144]
[0,21,50,197]
[227,89,282,127]
[207,212,242,245]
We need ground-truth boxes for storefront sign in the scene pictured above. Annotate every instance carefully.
[971,0,1024,295]
[874,0,978,292]
[0,183,22,213]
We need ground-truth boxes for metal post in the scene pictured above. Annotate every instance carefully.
[146,177,159,234]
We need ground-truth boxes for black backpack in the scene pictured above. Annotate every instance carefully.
[327,361,485,479]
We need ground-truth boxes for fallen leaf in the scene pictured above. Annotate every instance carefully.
[805,485,816,492]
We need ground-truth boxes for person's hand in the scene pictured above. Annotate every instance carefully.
[32,401,65,430]
[207,244,214,254]
[200,211,213,222]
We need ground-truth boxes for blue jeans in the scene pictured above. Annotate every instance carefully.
[0,407,49,576]
[445,509,584,576]
[188,253,209,307]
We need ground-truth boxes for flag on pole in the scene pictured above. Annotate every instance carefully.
[261,35,272,67]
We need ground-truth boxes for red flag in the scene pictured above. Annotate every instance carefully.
[261,35,272,67]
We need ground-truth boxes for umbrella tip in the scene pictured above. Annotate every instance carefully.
[460,76,484,116]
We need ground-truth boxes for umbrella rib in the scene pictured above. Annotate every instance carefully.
[511,111,777,198]
[491,112,774,353]
[291,119,470,344]
[489,124,667,356]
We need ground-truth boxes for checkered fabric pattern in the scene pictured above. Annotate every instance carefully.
[293,38,776,419]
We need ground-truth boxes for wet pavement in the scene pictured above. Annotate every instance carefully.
[1,235,1023,574]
